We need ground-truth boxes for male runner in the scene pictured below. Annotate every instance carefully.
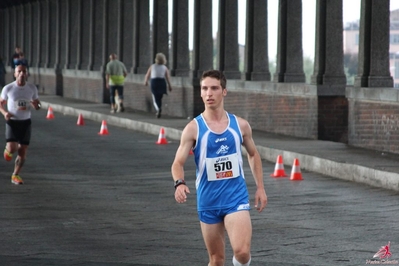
[0,65,41,185]
[171,70,267,266]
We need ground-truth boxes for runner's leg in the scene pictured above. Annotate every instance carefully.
[200,221,226,266]
[225,211,252,265]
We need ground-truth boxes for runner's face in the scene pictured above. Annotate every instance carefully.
[14,66,28,83]
[200,77,227,108]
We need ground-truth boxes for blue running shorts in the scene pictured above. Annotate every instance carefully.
[198,202,250,224]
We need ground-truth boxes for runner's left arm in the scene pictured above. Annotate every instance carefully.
[31,98,41,110]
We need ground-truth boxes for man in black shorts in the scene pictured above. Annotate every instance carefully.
[0,65,41,185]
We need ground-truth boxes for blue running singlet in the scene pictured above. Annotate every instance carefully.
[193,112,249,211]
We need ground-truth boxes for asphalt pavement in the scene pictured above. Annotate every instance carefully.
[39,94,399,192]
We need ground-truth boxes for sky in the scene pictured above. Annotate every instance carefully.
[162,0,399,60]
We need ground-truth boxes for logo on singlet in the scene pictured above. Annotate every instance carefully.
[216,145,229,155]
[215,137,227,143]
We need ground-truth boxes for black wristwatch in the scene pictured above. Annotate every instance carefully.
[174,179,186,189]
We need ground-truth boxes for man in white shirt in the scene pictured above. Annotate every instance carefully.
[0,65,41,185]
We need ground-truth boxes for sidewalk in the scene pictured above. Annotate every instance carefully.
[40,95,399,192]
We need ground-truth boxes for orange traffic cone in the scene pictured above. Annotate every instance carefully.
[46,106,55,119]
[290,158,303,181]
[156,127,168,144]
[98,120,109,135]
[77,114,85,126]
[270,155,287,177]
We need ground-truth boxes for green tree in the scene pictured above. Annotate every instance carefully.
[303,56,314,83]
[344,53,358,85]
[269,60,276,77]
[344,54,358,76]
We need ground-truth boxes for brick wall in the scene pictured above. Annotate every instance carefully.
[347,87,399,154]
[225,90,318,139]
[28,68,58,95]
[349,100,399,153]
[63,76,104,103]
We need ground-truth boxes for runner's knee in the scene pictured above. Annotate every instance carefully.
[233,255,251,266]
[233,250,251,265]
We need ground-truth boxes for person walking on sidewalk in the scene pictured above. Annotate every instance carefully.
[10,46,22,70]
[15,52,29,68]
[105,53,127,113]
[171,70,267,266]
[0,65,41,185]
[144,52,172,118]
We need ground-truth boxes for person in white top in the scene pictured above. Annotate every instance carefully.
[0,65,41,185]
[144,53,172,118]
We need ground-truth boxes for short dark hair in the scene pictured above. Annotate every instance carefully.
[201,70,226,89]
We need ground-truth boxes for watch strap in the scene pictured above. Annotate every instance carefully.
[174,179,186,189]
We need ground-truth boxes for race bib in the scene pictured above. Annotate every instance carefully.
[206,153,240,181]
[14,99,30,111]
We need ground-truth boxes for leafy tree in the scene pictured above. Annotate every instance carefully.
[303,56,314,83]
[344,54,358,76]
[344,53,358,85]
[269,60,276,77]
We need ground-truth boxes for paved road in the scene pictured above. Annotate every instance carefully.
[0,109,398,265]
